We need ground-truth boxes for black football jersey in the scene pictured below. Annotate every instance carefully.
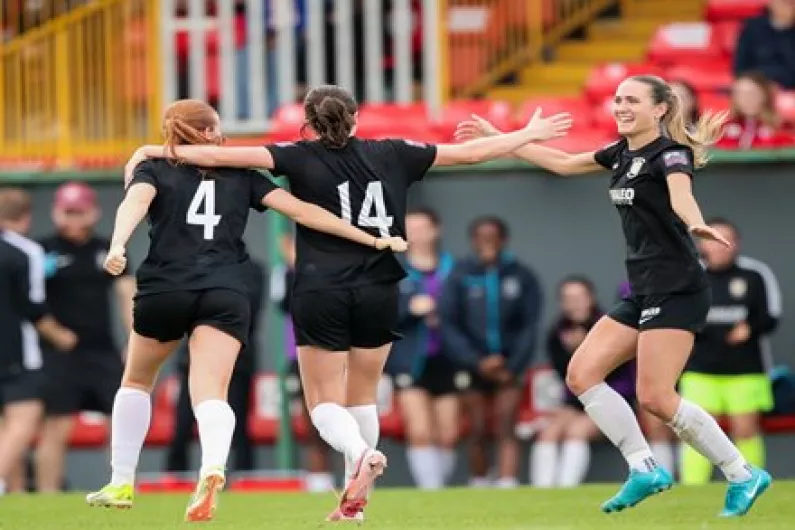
[266,138,437,293]
[130,159,278,296]
[595,136,707,295]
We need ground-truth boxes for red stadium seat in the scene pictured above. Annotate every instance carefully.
[356,122,444,144]
[248,373,280,444]
[706,0,766,22]
[542,130,618,154]
[433,99,515,141]
[516,366,564,440]
[591,95,617,131]
[698,92,732,114]
[146,376,180,446]
[712,21,742,55]
[517,97,593,133]
[68,412,108,448]
[666,64,733,93]
[272,103,306,129]
[776,91,795,127]
[648,23,725,66]
[585,63,664,102]
[358,102,428,124]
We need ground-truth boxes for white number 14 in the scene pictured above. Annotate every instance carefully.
[187,180,222,240]
[337,181,394,237]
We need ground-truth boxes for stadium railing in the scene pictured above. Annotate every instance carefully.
[0,0,161,166]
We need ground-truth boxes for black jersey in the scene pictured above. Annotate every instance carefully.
[130,159,278,297]
[39,235,128,353]
[0,230,46,376]
[689,256,781,375]
[595,136,707,295]
[266,138,437,293]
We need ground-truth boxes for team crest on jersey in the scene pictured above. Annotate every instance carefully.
[729,277,748,299]
[502,276,522,299]
[625,157,645,179]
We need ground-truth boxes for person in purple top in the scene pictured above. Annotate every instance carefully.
[387,208,464,489]
[531,277,637,487]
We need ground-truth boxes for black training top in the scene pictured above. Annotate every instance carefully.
[130,159,277,297]
[595,136,708,295]
[266,137,437,293]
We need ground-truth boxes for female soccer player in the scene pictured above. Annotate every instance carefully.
[126,84,571,520]
[388,207,462,490]
[85,99,407,522]
[456,75,771,517]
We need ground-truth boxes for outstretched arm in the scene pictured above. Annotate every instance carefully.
[434,108,572,166]
[262,188,407,252]
[104,183,157,276]
[667,173,731,247]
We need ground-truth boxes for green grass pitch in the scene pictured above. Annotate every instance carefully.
[1,482,792,529]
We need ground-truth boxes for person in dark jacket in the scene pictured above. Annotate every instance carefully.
[680,218,782,485]
[530,277,636,488]
[733,0,795,89]
[440,216,542,488]
[387,207,464,490]
[165,259,265,473]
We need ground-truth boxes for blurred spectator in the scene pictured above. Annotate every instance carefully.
[718,72,788,149]
[734,0,795,89]
[0,188,76,497]
[441,216,542,489]
[680,218,781,484]
[270,233,335,493]
[166,258,264,473]
[34,181,134,492]
[389,208,463,490]
[530,276,636,488]
[670,80,700,127]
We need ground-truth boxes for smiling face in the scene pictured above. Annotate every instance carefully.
[613,78,668,138]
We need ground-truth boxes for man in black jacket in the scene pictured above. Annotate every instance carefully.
[680,218,782,485]
[733,0,795,89]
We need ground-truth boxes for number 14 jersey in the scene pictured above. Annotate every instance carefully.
[267,138,437,293]
[130,159,277,297]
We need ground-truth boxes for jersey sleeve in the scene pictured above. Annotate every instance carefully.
[593,139,623,169]
[130,160,158,189]
[264,142,302,177]
[659,147,695,178]
[13,244,48,323]
[389,139,438,182]
[248,170,280,212]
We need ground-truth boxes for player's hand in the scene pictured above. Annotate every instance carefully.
[524,107,573,141]
[479,354,504,377]
[55,329,78,352]
[494,368,514,385]
[409,294,436,316]
[124,147,153,188]
[375,236,409,253]
[104,245,127,276]
[689,224,733,248]
[454,114,502,142]
[727,320,751,345]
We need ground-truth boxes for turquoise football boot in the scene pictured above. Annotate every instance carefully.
[719,467,772,518]
[601,467,674,514]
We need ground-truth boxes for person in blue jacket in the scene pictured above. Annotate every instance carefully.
[440,216,543,488]
[387,208,465,489]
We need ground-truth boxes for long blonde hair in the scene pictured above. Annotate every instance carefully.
[632,75,728,168]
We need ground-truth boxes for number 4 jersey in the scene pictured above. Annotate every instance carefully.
[267,138,437,293]
[130,159,278,297]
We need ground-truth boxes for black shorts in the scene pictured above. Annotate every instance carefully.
[291,283,400,351]
[43,352,122,416]
[608,288,711,333]
[134,289,251,345]
[393,355,470,397]
[0,369,45,408]
[469,370,524,395]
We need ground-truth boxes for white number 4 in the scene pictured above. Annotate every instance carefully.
[187,180,222,240]
[337,181,393,237]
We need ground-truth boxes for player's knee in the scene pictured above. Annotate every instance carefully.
[438,429,459,449]
[636,385,676,420]
[565,364,593,397]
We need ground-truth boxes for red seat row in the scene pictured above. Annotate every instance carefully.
[706,0,767,22]
[65,367,795,448]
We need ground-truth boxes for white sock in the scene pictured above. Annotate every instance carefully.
[667,399,752,483]
[440,448,457,483]
[310,403,369,466]
[110,387,151,486]
[558,440,591,487]
[407,446,444,489]
[578,383,657,473]
[194,399,236,477]
[494,477,519,489]
[650,442,676,476]
[530,441,559,488]
[345,405,379,485]
[305,472,335,493]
